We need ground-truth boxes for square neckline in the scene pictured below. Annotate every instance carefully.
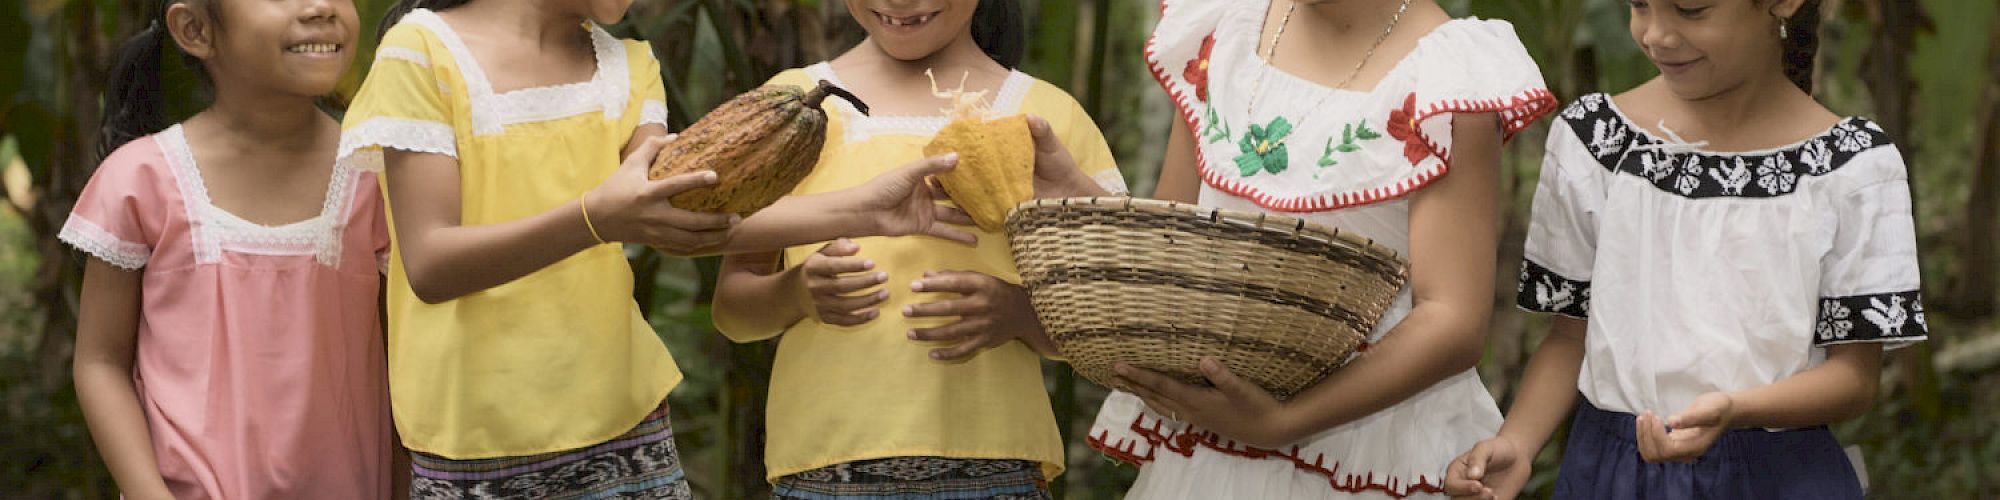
[416,9,608,97]
[1599,93,1858,157]
[1238,0,1452,96]
[161,124,347,231]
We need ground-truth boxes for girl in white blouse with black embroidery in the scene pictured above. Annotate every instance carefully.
[1445,1,1922,499]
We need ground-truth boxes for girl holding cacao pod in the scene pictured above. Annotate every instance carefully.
[342,1,981,498]
[1089,0,1559,498]
[68,0,401,498]
[711,0,1129,497]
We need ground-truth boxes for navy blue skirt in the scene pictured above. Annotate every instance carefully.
[1552,401,1862,500]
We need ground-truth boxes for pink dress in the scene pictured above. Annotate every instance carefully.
[60,124,393,499]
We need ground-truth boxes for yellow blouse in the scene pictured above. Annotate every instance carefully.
[336,10,679,459]
[722,64,1127,481]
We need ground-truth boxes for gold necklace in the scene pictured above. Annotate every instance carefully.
[1243,0,1413,118]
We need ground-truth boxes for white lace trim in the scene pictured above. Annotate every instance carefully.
[1092,168,1131,195]
[337,117,459,173]
[640,100,669,128]
[159,125,354,268]
[375,46,430,67]
[59,217,150,270]
[402,10,631,134]
[805,62,1033,143]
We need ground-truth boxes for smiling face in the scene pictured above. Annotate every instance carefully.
[844,0,978,62]
[1628,0,1800,99]
[171,0,360,98]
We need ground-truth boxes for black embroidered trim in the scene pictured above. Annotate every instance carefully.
[1517,260,1590,318]
[1559,93,1894,199]
[1815,291,1927,345]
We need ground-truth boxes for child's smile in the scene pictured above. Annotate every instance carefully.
[870,9,941,33]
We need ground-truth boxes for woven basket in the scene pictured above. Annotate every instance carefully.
[1005,197,1409,399]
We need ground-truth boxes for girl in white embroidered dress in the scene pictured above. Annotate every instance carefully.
[1447,1,1918,499]
[1089,0,1557,498]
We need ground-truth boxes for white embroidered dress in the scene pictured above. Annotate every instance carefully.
[1087,1,1558,498]
[1517,93,1927,418]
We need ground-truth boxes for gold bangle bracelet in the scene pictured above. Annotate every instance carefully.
[579,195,607,245]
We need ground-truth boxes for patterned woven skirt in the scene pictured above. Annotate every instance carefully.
[772,456,1051,500]
[409,404,691,499]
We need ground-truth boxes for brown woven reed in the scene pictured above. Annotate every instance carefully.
[1005,197,1409,400]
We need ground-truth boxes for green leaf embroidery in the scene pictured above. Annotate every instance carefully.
[1318,137,1338,167]
[1354,119,1383,140]
[1202,103,1230,144]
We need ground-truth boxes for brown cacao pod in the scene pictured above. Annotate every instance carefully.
[924,114,1035,232]
[648,80,869,216]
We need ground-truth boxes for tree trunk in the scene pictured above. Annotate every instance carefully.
[1948,11,2000,319]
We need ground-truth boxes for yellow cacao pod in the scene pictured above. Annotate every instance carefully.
[649,80,869,216]
[923,114,1035,232]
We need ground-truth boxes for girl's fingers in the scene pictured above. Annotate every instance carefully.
[928,334,1002,361]
[817,289,889,312]
[932,204,975,226]
[902,296,980,318]
[650,170,721,200]
[817,238,861,257]
[924,224,979,245]
[822,272,889,294]
[1196,357,1266,402]
[907,320,980,342]
[816,307,879,326]
[804,256,873,279]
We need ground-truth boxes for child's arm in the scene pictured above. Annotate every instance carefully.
[1445,316,1586,499]
[385,137,733,303]
[1151,117,1202,203]
[1633,343,1881,463]
[1116,113,1505,448]
[72,259,173,500]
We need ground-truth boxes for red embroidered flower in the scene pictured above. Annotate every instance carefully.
[1183,33,1217,101]
[1385,93,1430,165]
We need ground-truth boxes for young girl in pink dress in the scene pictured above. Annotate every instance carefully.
[68,0,397,498]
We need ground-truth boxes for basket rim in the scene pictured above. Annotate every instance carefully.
[1007,196,1407,264]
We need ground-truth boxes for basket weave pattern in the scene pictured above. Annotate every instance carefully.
[1005,197,1409,399]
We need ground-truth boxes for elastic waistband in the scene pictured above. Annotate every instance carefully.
[1571,400,1832,461]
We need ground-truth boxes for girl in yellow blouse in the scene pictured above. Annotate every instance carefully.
[342,1,976,498]
[713,0,1126,498]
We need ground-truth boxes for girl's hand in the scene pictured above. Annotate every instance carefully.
[1637,391,1736,463]
[1027,115,1113,199]
[586,135,740,255]
[1115,357,1297,448]
[1444,435,1532,500]
[901,271,1051,360]
[797,238,890,326]
[838,154,979,244]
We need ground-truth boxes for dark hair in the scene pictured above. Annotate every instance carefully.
[970,0,1024,69]
[1779,0,1820,93]
[99,0,218,160]
[378,0,471,42]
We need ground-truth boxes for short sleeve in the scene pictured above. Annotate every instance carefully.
[337,22,459,172]
[1146,0,1230,127]
[59,141,171,270]
[1516,121,1601,318]
[1404,20,1560,161]
[632,42,668,130]
[1055,97,1127,195]
[1813,150,1926,347]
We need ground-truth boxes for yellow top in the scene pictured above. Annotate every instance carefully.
[337,10,679,459]
[722,64,1126,481]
